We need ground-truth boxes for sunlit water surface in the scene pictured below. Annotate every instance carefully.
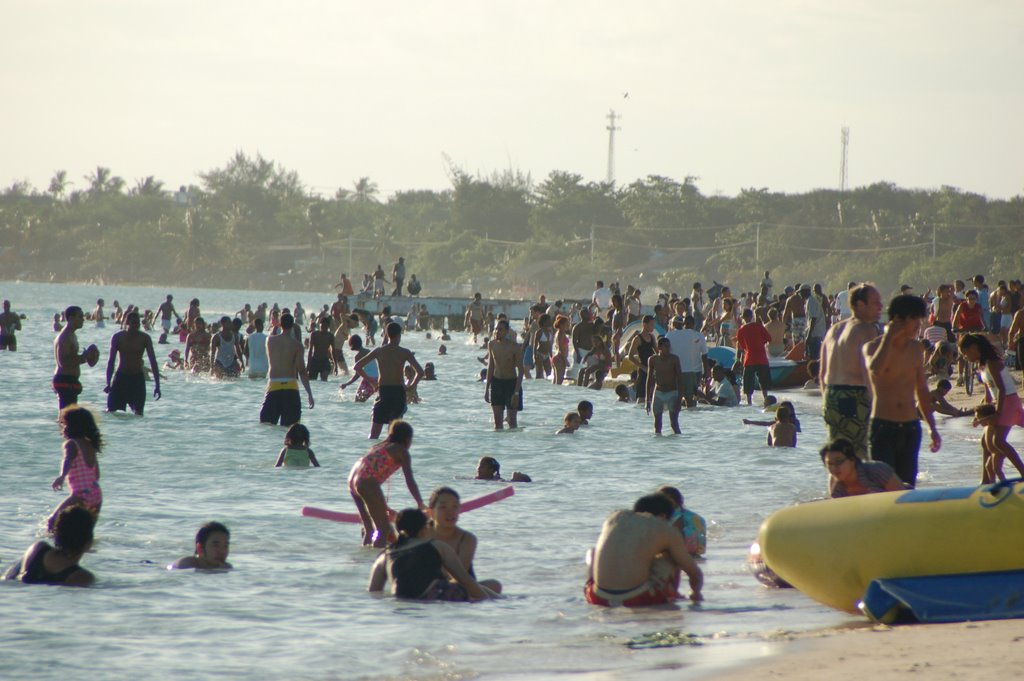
[0,281,1006,680]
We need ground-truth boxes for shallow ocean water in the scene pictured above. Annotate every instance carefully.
[0,281,1008,681]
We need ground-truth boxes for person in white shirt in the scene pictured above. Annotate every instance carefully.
[592,281,613,314]
[664,316,708,408]
[835,282,857,320]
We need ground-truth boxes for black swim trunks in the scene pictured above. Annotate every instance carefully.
[489,374,520,405]
[308,356,331,380]
[0,333,16,351]
[260,389,301,426]
[372,384,407,425]
[107,371,147,415]
[52,374,82,410]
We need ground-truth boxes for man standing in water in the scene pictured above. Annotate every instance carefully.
[53,306,99,412]
[485,319,524,430]
[105,311,161,415]
[210,316,243,377]
[155,294,181,344]
[353,321,424,438]
[863,295,941,487]
[819,284,882,459]
[0,299,22,351]
[245,318,269,379]
[645,337,683,435]
[260,313,314,427]
[585,493,703,607]
[307,316,336,381]
[465,292,485,343]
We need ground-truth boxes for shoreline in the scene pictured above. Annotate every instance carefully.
[705,618,1024,680]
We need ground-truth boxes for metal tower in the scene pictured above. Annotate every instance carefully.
[839,126,850,191]
[606,110,620,184]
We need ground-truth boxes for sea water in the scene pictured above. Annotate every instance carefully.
[0,281,1007,681]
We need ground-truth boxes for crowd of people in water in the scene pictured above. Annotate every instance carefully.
[2,265,1023,607]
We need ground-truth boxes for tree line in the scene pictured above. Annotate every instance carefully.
[1,151,1022,298]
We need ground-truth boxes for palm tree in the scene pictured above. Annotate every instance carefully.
[48,170,69,200]
[131,176,166,197]
[85,166,124,196]
[350,177,380,203]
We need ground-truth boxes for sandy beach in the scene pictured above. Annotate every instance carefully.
[711,618,1024,680]
[710,367,1024,680]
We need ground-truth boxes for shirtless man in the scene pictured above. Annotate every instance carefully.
[53,306,99,412]
[210,316,243,377]
[819,284,882,459]
[307,317,335,381]
[465,293,485,343]
[765,308,786,357]
[571,308,596,368]
[645,338,683,435]
[330,293,349,320]
[92,298,106,327]
[259,313,314,427]
[0,299,22,351]
[863,295,941,487]
[931,284,955,341]
[353,321,424,438]
[244,318,269,379]
[783,285,810,345]
[334,273,354,296]
[584,493,703,607]
[155,294,181,344]
[484,319,524,430]
[105,311,161,415]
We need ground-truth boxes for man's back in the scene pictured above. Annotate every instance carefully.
[665,328,705,372]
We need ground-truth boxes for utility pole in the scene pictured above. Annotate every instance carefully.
[590,224,595,265]
[348,234,353,275]
[606,110,620,184]
[839,126,850,192]
[755,223,760,272]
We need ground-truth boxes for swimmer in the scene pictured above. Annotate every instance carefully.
[556,411,582,434]
[767,406,797,447]
[368,509,494,601]
[614,384,635,402]
[428,487,502,593]
[5,505,95,586]
[438,344,447,356]
[474,456,531,482]
[347,420,424,547]
[169,522,232,570]
[577,400,594,426]
[47,406,103,533]
[422,362,437,380]
[274,423,320,468]
[165,349,184,371]
[341,334,375,401]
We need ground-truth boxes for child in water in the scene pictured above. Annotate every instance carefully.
[169,522,232,570]
[341,334,376,402]
[347,420,425,547]
[767,406,797,447]
[274,423,320,468]
[48,406,103,532]
[404,365,421,404]
[556,411,582,434]
[475,456,531,482]
[657,485,707,557]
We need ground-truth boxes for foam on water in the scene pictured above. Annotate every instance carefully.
[0,281,1000,680]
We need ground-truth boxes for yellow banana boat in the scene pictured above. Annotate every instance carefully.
[758,482,1024,613]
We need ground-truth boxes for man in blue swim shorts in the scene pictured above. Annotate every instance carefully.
[645,338,683,435]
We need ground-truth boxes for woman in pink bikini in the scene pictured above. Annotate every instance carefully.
[48,406,103,532]
[347,420,425,548]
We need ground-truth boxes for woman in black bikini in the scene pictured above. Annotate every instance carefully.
[5,505,95,586]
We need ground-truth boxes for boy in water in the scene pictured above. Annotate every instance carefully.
[645,337,683,435]
[170,522,232,570]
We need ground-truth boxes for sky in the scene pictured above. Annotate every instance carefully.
[2,1,1023,200]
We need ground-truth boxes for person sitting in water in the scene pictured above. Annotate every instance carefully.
[4,505,95,586]
[614,384,635,403]
[584,493,703,607]
[422,362,437,380]
[743,400,802,430]
[767,406,797,447]
[704,365,739,407]
[164,349,184,371]
[475,456,531,482]
[438,344,447,356]
[928,379,970,417]
[656,486,707,557]
[368,508,495,601]
[803,359,820,389]
[404,365,421,404]
[427,487,502,593]
[556,411,582,434]
[821,438,904,498]
[274,423,320,468]
[169,521,232,570]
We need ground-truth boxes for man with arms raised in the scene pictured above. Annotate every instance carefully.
[863,295,941,487]
[819,284,882,459]
[353,321,423,439]
[585,493,703,607]
[105,311,161,415]
[260,313,314,427]
[485,319,524,430]
[53,306,99,413]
